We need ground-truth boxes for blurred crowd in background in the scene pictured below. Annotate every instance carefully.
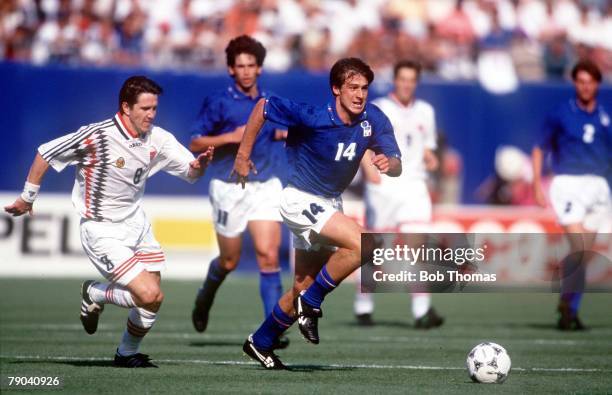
[2,0,612,81]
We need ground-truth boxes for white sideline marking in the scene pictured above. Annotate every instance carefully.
[1,355,611,373]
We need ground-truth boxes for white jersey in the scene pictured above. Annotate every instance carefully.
[38,113,197,222]
[372,95,437,183]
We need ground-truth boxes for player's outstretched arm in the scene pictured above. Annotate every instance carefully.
[187,146,214,179]
[4,153,50,216]
[232,98,266,188]
[190,126,245,152]
[361,150,382,184]
[531,146,546,207]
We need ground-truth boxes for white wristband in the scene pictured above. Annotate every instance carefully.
[20,182,40,204]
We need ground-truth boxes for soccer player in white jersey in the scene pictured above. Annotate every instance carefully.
[532,60,611,330]
[4,76,213,367]
[353,60,444,329]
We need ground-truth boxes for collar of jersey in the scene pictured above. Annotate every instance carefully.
[327,102,368,126]
[115,113,140,138]
[227,85,267,101]
[570,98,599,115]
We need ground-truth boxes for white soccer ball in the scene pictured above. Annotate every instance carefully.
[466,342,511,384]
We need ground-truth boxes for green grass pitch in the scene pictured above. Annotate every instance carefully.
[1,277,611,394]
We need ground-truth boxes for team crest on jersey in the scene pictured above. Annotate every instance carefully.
[601,112,610,127]
[150,148,157,160]
[115,157,125,168]
[361,120,372,137]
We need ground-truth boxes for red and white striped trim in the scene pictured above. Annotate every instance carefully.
[109,252,166,282]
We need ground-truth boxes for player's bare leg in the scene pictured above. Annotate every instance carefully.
[294,212,365,343]
[558,223,595,331]
[244,249,328,369]
[82,270,162,367]
[192,234,241,332]
[249,220,282,316]
[107,271,162,367]
[249,220,287,348]
[80,268,160,334]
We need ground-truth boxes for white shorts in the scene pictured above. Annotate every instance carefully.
[209,177,283,238]
[80,208,165,286]
[549,175,611,231]
[365,179,432,232]
[280,186,343,251]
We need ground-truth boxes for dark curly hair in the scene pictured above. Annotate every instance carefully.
[329,58,374,90]
[225,35,267,67]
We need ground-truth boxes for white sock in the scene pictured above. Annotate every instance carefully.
[117,308,157,356]
[412,293,431,319]
[354,292,374,315]
[89,282,136,308]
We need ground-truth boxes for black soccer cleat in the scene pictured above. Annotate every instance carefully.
[356,313,375,327]
[80,280,104,335]
[113,350,158,368]
[243,335,286,370]
[294,291,322,344]
[414,307,444,330]
[273,335,290,350]
[557,301,587,331]
[192,288,212,333]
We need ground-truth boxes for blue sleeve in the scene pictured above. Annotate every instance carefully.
[263,96,304,127]
[191,96,222,138]
[538,110,559,152]
[369,115,401,159]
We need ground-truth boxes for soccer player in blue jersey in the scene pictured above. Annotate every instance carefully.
[189,35,287,346]
[232,58,402,369]
[532,60,611,331]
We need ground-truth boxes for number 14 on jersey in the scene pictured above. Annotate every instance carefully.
[334,142,356,161]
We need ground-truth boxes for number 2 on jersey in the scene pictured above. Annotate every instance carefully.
[582,124,595,144]
[334,142,356,161]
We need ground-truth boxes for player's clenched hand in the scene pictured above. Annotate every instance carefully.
[371,153,390,174]
[231,155,257,189]
[4,197,33,217]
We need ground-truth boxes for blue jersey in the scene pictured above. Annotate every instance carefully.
[263,96,401,198]
[191,85,281,182]
[539,99,611,177]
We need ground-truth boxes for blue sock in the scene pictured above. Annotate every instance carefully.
[569,293,583,318]
[196,258,229,308]
[259,271,283,317]
[252,303,296,350]
[302,265,337,309]
[206,258,228,283]
[560,252,586,318]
